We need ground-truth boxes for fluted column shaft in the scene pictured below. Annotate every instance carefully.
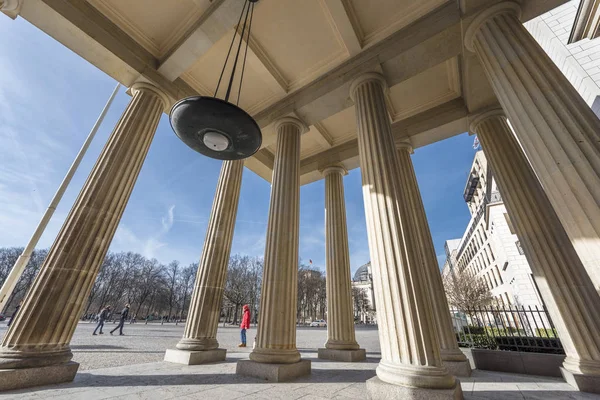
[0,83,168,368]
[395,144,470,372]
[472,111,600,377]
[177,159,244,351]
[465,2,600,291]
[350,73,454,389]
[323,166,359,350]
[249,117,305,364]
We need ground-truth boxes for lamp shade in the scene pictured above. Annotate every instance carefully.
[170,96,262,160]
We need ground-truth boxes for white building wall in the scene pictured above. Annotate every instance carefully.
[451,151,544,309]
[525,0,600,114]
[487,205,542,307]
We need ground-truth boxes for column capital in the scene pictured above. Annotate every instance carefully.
[0,0,20,18]
[349,72,387,101]
[321,164,348,177]
[274,116,308,135]
[395,140,414,154]
[464,2,522,52]
[469,108,506,134]
[130,82,171,110]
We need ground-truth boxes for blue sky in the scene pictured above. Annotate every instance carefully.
[0,16,476,276]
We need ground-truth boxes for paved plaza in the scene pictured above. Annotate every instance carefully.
[1,322,598,399]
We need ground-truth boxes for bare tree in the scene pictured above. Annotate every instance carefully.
[132,258,165,318]
[351,287,370,321]
[443,268,493,311]
[0,247,22,289]
[176,264,196,320]
[224,255,251,324]
[165,261,179,320]
[1,248,47,314]
[297,264,326,324]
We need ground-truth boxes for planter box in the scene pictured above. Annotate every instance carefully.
[472,349,565,377]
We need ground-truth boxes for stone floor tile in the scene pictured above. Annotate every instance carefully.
[182,387,246,400]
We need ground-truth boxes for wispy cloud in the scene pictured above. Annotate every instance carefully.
[114,205,177,260]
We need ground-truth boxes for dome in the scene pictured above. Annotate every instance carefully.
[353,262,371,282]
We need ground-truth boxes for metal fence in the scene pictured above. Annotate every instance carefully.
[449,305,564,354]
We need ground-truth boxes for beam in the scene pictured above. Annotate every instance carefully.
[39,0,157,72]
[158,0,241,81]
[313,123,335,149]
[299,98,468,183]
[322,0,362,56]
[253,1,461,129]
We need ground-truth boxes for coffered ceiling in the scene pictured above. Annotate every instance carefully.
[6,0,569,185]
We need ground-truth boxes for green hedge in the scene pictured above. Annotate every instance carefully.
[456,333,564,355]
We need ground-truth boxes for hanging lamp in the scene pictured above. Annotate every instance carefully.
[170,0,261,160]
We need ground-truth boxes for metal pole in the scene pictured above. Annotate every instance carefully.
[0,83,121,312]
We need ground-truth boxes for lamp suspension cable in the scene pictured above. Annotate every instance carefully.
[214,0,255,103]
[237,2,254,106]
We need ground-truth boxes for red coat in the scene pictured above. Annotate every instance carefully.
[240,309,250,329]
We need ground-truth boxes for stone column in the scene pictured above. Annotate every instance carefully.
[395,142,471,377]
[236,117,311,382]
[465,2,600,292]
[164,159,244,365]
[471,110,600,394]
[317,165,365,362]
[0,83,169,391]
[350,73,459,399]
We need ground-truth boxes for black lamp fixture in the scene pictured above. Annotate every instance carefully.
[169,0,261,160]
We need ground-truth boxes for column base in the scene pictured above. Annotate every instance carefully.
[236,359,311,382]
[164,348,226,365]
[318,348,366,362]
[561,367,600,394]
[0,361,79,392]
[366,376,463,400]
[442,359,472,377]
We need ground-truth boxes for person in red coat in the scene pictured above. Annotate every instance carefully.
[239,304,251,347]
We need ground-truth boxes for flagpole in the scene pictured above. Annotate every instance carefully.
[0,83,121,313]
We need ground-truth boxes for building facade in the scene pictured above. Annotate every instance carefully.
[447,151,544,308]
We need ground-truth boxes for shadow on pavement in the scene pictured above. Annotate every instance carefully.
[71,345,128,350]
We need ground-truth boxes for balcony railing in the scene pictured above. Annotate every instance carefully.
[463,173,480,202]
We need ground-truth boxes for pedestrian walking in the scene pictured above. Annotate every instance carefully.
[93,305,111,335]
[238,304,250,347]
[7,303,21,327]
[110,304,130,336]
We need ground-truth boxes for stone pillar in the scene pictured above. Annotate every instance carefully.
[471,110,600,394]
[350,73,459,399]
[236,117,311,382]
[164,159,244,365]
[395,142,471,377]
[0,83,169,391]
[465,2,600,292]
[317,165,365,362]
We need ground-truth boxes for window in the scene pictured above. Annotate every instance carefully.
[488,244,495,261]
[495,265,503,284]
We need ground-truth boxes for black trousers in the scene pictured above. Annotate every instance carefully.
[111,319,126,334]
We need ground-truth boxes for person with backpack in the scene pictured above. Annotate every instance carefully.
[110,304,130,336]
[93,305,111,335]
